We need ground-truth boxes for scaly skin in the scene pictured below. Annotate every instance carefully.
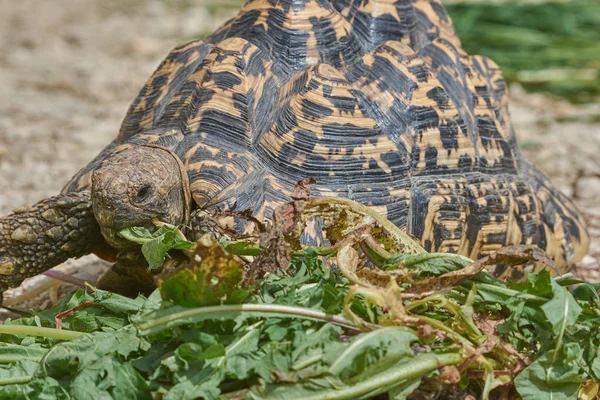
[95,251,156,297]
[0,192,110,291]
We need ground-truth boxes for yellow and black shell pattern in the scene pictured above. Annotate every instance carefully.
[63,0,589,274]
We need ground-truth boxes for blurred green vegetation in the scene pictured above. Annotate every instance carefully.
[446,0,600,103]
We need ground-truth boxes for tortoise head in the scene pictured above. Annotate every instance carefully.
[91,146,190,249]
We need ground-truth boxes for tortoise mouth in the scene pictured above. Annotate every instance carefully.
[101,225,137,249]
[100,219,158,249]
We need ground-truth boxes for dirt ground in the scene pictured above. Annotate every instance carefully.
[0,0,598,309]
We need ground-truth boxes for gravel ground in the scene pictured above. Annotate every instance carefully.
[0,0,598,310]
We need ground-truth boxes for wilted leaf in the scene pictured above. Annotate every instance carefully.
[579,379,599,400]
[159,234,247,307]
[245,179,318,284]
[482,245,560,280]
[300,197,425,256]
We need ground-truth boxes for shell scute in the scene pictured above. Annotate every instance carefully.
[119,40,213,140]
[220,0,363,74]
[258,62,408,190]
[333,0,416,51]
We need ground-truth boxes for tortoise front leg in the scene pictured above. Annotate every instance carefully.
[95,251,156,298]
[0,191,113,291]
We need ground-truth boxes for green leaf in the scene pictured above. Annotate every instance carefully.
[117,226,155,244]
[381,253,472,276]
[220,239,262,256]
[0,360,38,385]
[515,345,583,400]
[0,361,67,399]
[176,342,225,362]
[571,283,600,301]
[510,270,554,299]
[248,352,463,400]
[292,324,344,372]
[447,1,600,102]
[4,194,600,399]
[92,289,146,315]
[41,326,149,379]
[0,344,48,363]
[141,231,175,271]
[541,281,582,338]
[454,284,485,344]
[70,357,149,400]
[119,226,195,271]
[327,327,417,380]
[388,378,422,400]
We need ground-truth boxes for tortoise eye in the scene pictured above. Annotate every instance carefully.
[135,185,154,203]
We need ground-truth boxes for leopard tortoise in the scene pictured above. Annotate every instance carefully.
[0,0,590,294]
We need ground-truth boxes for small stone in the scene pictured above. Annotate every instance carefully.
[576,176,600,200]
[11,225,37,243]
[582,254,596,265]
[41,209,59,223]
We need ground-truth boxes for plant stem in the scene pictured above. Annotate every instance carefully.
[405,295,448,312]
[414,315,474,348]
[256,352,464,400]
[0,375,34,385]
[0,325,85,340]
[42,270,88,288]
[136,304,365,336]
[0,355,45,363]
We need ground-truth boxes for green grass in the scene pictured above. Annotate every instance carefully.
[446,0,600,102]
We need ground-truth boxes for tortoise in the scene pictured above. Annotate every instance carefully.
[0,0,590,295]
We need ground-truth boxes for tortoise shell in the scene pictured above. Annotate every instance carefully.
[62,0,589,271]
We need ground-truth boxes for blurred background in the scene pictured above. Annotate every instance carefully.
[447,0,599,103]
[0,0,598,300]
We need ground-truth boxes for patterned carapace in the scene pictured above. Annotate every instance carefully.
[62,0,589,275]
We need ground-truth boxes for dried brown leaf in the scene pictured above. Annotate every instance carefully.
[244,179,318,284]
[157,234,246,307]
[439,365,461,384]
[481,245,560,279]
